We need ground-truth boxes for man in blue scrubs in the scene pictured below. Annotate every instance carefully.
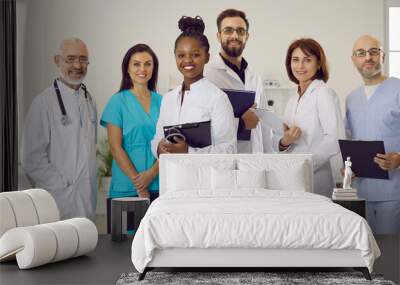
[346,35,400,234]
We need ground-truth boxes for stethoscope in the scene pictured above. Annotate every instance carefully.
[164,126,186,144]
[53,79,96,126]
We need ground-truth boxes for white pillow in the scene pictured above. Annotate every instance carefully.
[211,168,236,190]
[238,159,307,191]
[266,161,306,191]
[167,160,235,192]
[167,162,210,191]
[211,169,267,190]
[236,169,267,189]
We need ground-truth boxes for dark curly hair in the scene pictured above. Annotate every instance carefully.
[174,16,210,53]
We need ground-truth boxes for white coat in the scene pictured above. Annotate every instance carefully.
[273,79,345,197]
[204,54,270,153]
[21,79,98,220]
[151,78,236,156]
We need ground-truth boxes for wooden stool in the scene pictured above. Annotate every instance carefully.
[111,197,149,242]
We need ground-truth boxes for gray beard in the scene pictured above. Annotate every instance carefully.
[359,63,382,80]
[59,72,85,87]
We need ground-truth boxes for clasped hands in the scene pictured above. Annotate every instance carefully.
[131,170,155,198]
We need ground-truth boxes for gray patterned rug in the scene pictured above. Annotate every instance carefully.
[116,271,396,285]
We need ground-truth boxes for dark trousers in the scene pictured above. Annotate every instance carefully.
[106,192,159,234]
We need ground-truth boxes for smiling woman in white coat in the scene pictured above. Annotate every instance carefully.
[151,16,236,157]
[273,38,345,197]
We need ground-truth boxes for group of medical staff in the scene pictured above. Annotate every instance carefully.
[21,9,400,235]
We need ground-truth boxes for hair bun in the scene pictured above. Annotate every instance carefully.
[178,16,205,34]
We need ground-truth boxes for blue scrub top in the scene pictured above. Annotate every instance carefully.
[346,77,400,201]
[100,89,162,198]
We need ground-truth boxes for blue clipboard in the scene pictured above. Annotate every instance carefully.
[222,89,255,118]
[222,89,256,141]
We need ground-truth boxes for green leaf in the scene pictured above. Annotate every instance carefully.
[96,137,112,177]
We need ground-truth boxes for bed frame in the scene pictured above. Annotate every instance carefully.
[139,248,371,280]
[138,154,372,281]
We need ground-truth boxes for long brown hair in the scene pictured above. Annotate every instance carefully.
[119,44,159,92]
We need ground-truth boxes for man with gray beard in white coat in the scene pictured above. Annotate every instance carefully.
[205,9,271,153]
[21,38,97,220]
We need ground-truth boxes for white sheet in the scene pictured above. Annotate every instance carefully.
[131,190,380,273]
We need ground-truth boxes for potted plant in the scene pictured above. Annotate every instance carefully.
[96,138,112,215]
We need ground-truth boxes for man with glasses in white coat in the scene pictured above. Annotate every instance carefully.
[21,38,97,220]
[346,35,400,234]
[205,9,270,154]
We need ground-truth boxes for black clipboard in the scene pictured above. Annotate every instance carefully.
[338,139,389,180]
[222,89,256,141]
[163,121,211,148]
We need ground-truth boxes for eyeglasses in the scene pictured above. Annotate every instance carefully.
[353,48,383,57]
[60,55,90,65]
[221,27,247,37]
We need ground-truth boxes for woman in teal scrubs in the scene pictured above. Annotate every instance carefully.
[101,44,161,203]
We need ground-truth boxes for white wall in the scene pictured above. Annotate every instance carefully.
[16,0,384,181]
[17,0,384,126]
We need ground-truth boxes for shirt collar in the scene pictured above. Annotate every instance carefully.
[298,79,323,98]
[219,53,248,73]
[363,83,380,89]
[219,53,247,84]
[56,78,82,97]
[180,77,206,93]
[175,78,206,104]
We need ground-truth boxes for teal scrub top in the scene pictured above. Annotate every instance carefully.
[100,90,162,198]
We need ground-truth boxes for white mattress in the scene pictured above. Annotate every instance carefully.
[131,190,380,273]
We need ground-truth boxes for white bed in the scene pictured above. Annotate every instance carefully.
[131,154,380,280]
